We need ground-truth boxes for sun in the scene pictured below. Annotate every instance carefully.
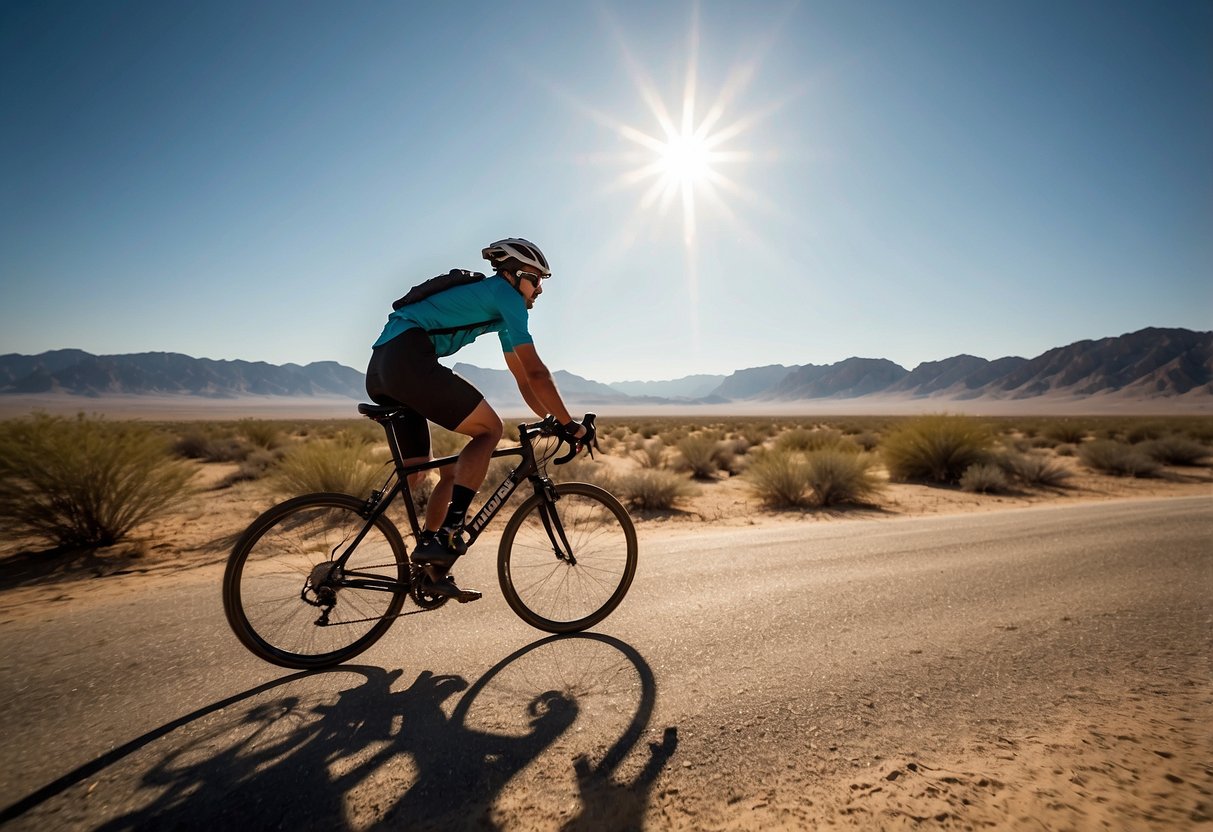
[659,130,712,187]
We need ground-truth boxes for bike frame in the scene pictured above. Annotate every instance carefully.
[329,416,573,584]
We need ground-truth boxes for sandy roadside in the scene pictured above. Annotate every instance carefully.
[1,474,1210,829]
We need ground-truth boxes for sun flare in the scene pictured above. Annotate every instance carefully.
[659,130,712,186]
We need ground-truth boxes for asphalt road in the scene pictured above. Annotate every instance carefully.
[1,495,1209,830]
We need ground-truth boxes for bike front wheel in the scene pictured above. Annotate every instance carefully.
[223,492,409,669]
[498,482,638,633]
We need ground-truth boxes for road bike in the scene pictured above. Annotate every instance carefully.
[223,407,638,669]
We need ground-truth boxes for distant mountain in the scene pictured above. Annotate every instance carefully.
[608,374,727,399]
[768,358,909,399]
[2,328,1208,406]
[884,355,1030,399]
[708,365,801,399]
[451,363,637,408]
[983,327,1212,399]
[0,351,366,398]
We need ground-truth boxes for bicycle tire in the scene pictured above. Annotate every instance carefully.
[223,492,409,669]
[498,482,637,633]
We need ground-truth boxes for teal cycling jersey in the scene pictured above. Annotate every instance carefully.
[372,273,533,357]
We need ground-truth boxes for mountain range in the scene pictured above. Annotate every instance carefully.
[2,327,1209,407]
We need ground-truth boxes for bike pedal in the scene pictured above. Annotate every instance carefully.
[455,589,482,604]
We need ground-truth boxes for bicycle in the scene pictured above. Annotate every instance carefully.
[223,407,638,669]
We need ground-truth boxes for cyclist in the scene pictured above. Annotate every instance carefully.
[365,237,590,597]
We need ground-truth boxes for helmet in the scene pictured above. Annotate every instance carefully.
[481,238,551,277]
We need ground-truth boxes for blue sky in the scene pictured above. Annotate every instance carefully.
[2,0,1210,383]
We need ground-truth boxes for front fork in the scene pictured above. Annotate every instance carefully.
[536,479,576,565]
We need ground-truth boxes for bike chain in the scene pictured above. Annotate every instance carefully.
[314,561,444,627]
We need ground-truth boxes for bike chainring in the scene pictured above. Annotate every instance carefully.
[408,562,450,610]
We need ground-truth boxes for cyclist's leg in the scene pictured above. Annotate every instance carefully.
[450,400,503,493]
[366,328,496,535]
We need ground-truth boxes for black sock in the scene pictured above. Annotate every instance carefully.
[443,485,476,529]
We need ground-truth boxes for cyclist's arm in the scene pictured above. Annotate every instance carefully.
[504,350,547,418]
[506,344,580,429]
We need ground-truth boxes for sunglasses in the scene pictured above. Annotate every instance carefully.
[516,270,548,286]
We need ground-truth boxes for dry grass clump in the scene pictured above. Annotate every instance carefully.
[219,447,290,487]
[1000,451,1073,487]
[0,415,193,548]
[1139,435,1209,466]
[775,427,858,454]
[881,415,993,483]
[676,434,722,479]
[960,463,1011,494]
[631,437,667,469]
[272,438,390,497]
[1078,440,1159,478]
[173,428,251,462]
[613,469,698,511]
[1041,420,1088,445]
[804,450,884,506]
[746,448,881,508]
[235,419,286,450]
[546,455,614,487]
[746,448,812,507]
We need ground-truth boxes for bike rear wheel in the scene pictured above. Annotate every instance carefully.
[223,492,409,669]
[498,482,637,633]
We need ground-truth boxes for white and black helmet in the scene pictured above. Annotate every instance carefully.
[481,237,551,277]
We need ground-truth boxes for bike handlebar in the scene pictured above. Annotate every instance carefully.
[518,412,599,465]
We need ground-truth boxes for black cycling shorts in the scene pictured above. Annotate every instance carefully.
[365,327,484,458]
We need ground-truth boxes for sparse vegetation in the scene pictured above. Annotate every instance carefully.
[745,448,812,507]
[1140,435,1209,466]
[1000,451,1073,487]
[960,462,1011,494]
[1078,440,1160,478]
[676,434,722,479]
[614,469,698,511]
[0,415,194,548]
[804,450,884,506]
[272,438,390,496]
[882,415,993,483]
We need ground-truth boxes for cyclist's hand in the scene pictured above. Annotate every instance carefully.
[554,415,597,465]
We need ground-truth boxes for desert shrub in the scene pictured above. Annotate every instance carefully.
[236,419,285,450]
[631,438,666,469]
[173,429,250,462]
[272,439,390,496]
[776,428,857,453]
[613,469,698,511]
[220,448,287,487]
[1054,443,1076,457]
[1078,440,1159,478]
[805,450,884,506]
[676,435,720,479]
[852,431,881,452]
[740,425,774,447]
[746,448,812,507]
[546,455,614,487]
[881,415,993,483]
[1139,435,1209,466]
[1125,421,1167,444]
[960,463,1011,494]
[1001,436,1031,454]
[1003,452,1073,487]
[1042,421,1087,444]
[0,415,194,548]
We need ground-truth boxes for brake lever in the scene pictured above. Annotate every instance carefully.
[553,412,596,466]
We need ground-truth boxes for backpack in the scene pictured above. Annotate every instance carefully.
[392,269,486,310]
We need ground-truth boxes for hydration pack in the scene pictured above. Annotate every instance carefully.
[392,269,486,310]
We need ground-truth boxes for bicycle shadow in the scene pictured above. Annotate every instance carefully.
[2,635,675,831]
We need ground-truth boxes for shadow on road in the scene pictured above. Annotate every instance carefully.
[2,634,675,831]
